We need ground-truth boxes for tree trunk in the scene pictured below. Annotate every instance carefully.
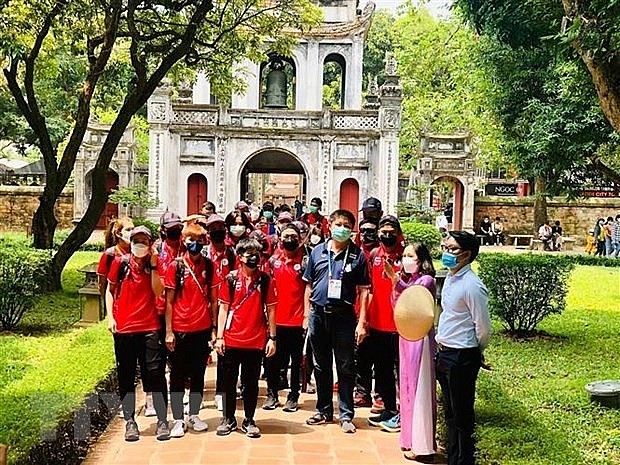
[532,176,548,235]
[31,189,59,249]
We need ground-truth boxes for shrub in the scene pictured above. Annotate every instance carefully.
[478,253,575,335]
[0,249,51,330]
[396,201,437,224]
[400,221,443,252]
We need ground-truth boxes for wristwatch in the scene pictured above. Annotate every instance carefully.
[268,335,277,341]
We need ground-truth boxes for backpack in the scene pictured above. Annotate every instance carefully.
[113,254,132,299]
[226,270,271,311]
[173,256,214,300]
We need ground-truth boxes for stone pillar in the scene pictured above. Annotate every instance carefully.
[319,136,335,212]
[462,178,476,231]
[378,53,403,215]
[193,72,211,104]
[306,41,321,110]
[146,83,173,220]
[346,33,364,110]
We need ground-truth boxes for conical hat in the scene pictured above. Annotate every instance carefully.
[394,285,435,341]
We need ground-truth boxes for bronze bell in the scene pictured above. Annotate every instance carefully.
[264,59,288,108]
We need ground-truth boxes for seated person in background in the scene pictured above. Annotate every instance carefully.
[479,216,493,245]
[538,221,553,251]
[585,229,596,255]
[491,217,504,246]
[551,220,563,251]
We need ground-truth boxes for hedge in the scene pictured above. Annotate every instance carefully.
[400,221,443,252]
[478,253,575,335]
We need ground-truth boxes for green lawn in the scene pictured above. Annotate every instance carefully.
[476,265,620,464]
[0,251,115,464]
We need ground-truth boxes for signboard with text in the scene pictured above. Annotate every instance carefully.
[485,183,518,196]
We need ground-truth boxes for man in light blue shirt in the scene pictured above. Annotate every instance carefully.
[436,231,491,465]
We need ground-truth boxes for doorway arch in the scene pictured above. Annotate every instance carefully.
[240,149,307,206]
[431,176,464,230]
[339,178,359,227]
[187,173,208,215]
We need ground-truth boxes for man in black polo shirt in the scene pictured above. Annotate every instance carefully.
[303,209,371,433]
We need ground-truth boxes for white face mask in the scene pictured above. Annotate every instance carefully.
[402,257,419,274]
[131,243,149,258]
[120,230,132,242]
[230,225,245,237]
[309,234,321,245]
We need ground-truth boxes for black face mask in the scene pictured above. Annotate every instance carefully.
[379,234,397,247]
[245,254,260,269]
[282,239,299,251]
[165,228,182,241]
[209,230,226,244]
[360,230,378,244]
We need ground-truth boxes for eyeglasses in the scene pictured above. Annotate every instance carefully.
[441,245,461,254]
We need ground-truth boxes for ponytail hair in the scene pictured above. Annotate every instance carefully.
[104,217,134,249]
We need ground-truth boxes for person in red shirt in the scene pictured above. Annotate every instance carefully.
[204,213,236,411]
[97,217,134,298]
[106,226,169,442]
[263,223,306,412]
[366,215,404,427]
[300,197,329,237]
[164,223,219,438]
[225,209,254,247]
[215,237,278,438]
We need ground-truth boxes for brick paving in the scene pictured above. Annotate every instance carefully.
[83,369,447,465]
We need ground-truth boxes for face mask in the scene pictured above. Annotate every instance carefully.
[402,257,419,274]
[263,211,273,219]
[120,230,132,243]
[282,238,299,251]
[379,233,397,247]
[230,225,245,237]
[244,254,260,269]
[186,240,204,256]
[165,228,182,241]
[441,252,459,269]
[310,206,319,214]
[131,243,149,258]
[310,234,321,245]
[360,230,377,244]
[331,225,352,242]
[209,230,226,244]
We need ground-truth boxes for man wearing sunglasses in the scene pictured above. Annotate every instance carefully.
[436,231,491,465]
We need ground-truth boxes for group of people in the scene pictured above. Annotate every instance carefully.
[478,216,505,246]
[97,195,492,465]
[586,215,620,257]
[537,220,564,251]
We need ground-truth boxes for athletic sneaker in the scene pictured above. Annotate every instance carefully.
[188,414,208,432]
[368,410,397,427]
[169,419,187,438]
[340,419,356,433]
[216,417,238,436]
[214,394,223,411]
[156,420,170,441]
[144,393,156,417]
[354,392,372,408]
[262,392,280,410]
[370,396,385,414]
[242,418,261,438]
[125,419,140,441]
[282,397,299,412]
[379,413,401,433]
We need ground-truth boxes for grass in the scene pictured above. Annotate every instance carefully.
[0,251,115,464]
[476,265,620,464]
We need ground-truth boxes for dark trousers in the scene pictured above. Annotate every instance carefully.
[114,331,167,422]
[216,356,225,395]
[368,328,399,412]
[355,336,373,398]
[266,325,304,399]
[436,347,482,465]
[309,306,356,421]
[222,347,263,421]
[168,329,210,419]
[142,315,169,403]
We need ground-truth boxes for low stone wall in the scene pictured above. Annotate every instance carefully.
[0,186,74,232]
[474,196,620,243]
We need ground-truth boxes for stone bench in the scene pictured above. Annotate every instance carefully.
[562,237,576,251]
[509,234,533,249]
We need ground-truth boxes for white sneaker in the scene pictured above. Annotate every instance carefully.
[144,393,156,417]
[188,414,208,432]
[215,394,223,412]
[169,419,187,438]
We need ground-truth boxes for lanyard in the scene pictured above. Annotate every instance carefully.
[182,258,208,300]
[327,240,350,279]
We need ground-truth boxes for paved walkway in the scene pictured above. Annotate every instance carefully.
[84,370,446,465]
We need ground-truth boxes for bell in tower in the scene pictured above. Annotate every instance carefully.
[264,58,288,109]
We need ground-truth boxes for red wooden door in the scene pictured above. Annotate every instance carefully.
[187,173,208,215]
[96,170,119,229]
[339,178,359,228]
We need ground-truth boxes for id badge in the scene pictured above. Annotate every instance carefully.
[328,279,342,300]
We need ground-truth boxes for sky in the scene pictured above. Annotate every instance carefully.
[370,0,452,18]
